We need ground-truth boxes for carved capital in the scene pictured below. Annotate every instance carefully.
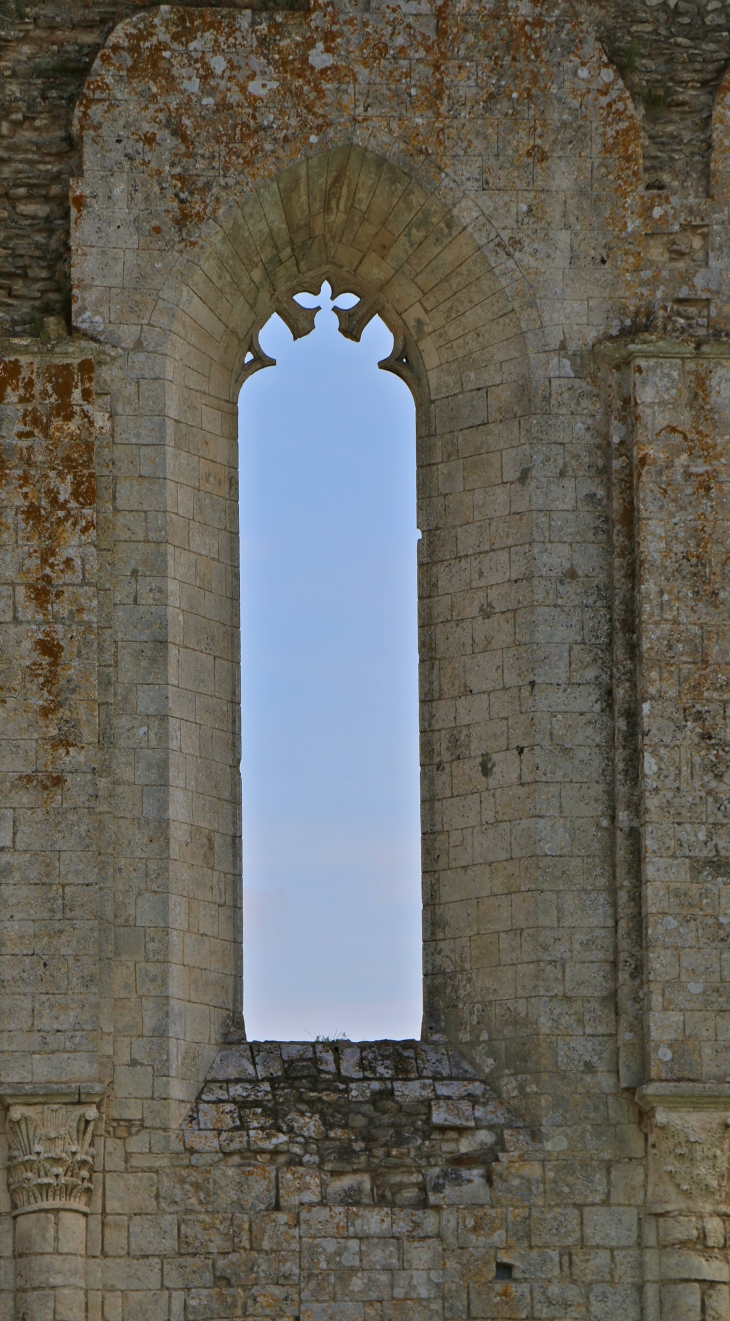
[643,1106,730,1215]
[5,1102,98,1216]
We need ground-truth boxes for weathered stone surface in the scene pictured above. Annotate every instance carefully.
[0,2,729,1320]
[594,0,730,197]
[5,1099,98,1214]
[1,0,730,334]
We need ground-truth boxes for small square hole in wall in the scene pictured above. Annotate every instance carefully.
[495,1262,514,1280]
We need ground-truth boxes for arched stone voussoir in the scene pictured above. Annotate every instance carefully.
[156,146,534,417]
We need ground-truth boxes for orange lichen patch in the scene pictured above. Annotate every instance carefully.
[15,771,65,806]
[15,405,48,445]
[1,353,97,748]
[71,0,644,346]
[43,359,95,415]
[28,625,65,723]
[66,0,711,375]
[24,581,53,615]
[70,183,84,219]
[598,91,642,237]
[485,4,550,103]
[0,358,36,406]
[635,445,650,480]
[17,772,63,790]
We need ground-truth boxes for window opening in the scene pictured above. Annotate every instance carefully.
[238,281,421,1042]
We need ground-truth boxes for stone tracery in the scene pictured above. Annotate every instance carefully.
[238,269,423,404]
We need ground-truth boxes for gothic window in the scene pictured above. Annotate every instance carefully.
[237,280,422,1042]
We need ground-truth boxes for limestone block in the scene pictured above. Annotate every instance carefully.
[56,1214,87,1256]
[583,1206,639,1247]
[662,1282,702,1321]
[644,1107,730,1215]
[706,1284,730,1321]
[0,813,12,850]
[104,1177,157,1217]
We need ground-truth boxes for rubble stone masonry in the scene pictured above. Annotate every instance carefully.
[0,2,729,1320]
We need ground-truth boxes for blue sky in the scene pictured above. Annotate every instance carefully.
[238,283,422,1042]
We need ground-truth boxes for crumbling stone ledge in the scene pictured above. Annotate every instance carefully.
[180,1040,520,1210]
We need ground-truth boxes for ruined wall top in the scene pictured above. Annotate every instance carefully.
[2,0,730,334]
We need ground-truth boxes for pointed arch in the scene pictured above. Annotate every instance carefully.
[153,144,532,418]
[78,141,537,1109]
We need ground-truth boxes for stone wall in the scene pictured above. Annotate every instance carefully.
[1,0,730,334]
[0,0,307,336]
[599,0,730,197]
[0,341,110,1088]
[0,2,729,1320]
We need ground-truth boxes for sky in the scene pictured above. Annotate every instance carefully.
[237,283,423,1043]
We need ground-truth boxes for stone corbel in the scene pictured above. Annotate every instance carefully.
[637,1083,730,1215]
[1,1085,105,1216]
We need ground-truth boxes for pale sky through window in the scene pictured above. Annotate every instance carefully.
[238,283,422,1043]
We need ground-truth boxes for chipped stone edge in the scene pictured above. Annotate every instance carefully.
[636,1083,730,1111]
[0,1084,107,1106]
[596,337,730,363]
[0,335,120,359]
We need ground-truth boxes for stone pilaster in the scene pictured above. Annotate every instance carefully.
[630,347,730,1086]
[638,1085,730,1321]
